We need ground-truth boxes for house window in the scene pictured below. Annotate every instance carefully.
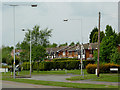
[90,50,93,54]
[69,51,72,55]
[63,52,65,56]
[74,51,78,55]
[83,49,85,54]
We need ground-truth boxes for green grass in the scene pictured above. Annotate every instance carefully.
[2,69,87,76]
[2,78,118,88]
[66,74,119,82]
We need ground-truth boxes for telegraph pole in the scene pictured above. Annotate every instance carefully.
[97,12,101,77]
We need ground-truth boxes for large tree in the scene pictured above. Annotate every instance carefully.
[93,25,118,63]
[24,25,52,47]
[20,25,52,61]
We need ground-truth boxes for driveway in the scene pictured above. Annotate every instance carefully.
[26,74,119,86]
[27,74,80,82]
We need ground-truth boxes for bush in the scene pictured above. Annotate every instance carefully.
[86,63,120,74]
[33,62,39,70]
[83,60,95,68]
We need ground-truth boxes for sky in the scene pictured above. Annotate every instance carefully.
[1,1,119,47]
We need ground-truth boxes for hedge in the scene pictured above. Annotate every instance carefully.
[22,60,95,71]
[86,63,120,74]
[53,58,78,61]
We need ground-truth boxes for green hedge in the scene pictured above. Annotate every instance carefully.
[53,58,78,61]
[22,60,95,71]
[86,63,120,74]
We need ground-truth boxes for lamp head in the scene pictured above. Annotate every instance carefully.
[31,5,37,7]
[63,19,68,21]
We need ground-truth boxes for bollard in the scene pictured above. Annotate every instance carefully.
[11,72,12,76]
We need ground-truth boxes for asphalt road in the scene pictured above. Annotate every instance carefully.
[2,81,66,88]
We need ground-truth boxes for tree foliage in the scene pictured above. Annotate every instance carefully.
[69,42,75,46]
[18,25,52,62]
[24,25,52,47]
[32,45,47,61]
[59,42,68,47]
[47,43,58,48]
[92,31,105,43]
[2,46,13,64]
[93,25,119,63]
[89,27,98,43]
[110,47,120,64]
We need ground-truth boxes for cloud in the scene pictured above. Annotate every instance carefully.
[2,2,118,46]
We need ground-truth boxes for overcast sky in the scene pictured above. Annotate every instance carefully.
[1,1,118,47]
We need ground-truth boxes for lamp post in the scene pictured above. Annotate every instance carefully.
[97,12,101,77]
[9,4,19,79]
[22,29,32,77]
[5,4,37,79]
[63,18,83,75]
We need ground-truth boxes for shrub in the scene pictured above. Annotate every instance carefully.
[83,60,95,68]
[22,62,27,70]
[33,62,39,70]
[86,63,120,74]
[86,64,97,74]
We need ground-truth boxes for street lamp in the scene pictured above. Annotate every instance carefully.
[22,29,32,77]
[4,4,37,79]
[63,18,83,75]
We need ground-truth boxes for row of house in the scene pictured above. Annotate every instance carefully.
[46,43,98,60]
[11,43,120,60]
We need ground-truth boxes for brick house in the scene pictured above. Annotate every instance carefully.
[11,49,22,58]
[46,43,98,60]
[82,43,98,60]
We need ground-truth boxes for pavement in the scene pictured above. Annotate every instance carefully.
[25,74,119,86]
[2,80,66,88]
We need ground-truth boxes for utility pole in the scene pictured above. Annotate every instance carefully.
[97,12,101,77]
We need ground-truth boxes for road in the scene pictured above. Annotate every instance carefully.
[2,81,66,88]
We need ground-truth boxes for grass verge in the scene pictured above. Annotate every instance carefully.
[66,74,119,82]
[2,78,118,88]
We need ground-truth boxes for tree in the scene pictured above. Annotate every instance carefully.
[69,42,75,46]
[24,25,52,47]
[2,46,13,64]
[47,43,58,48]
[59,42,68,47]
[76,41,80,45]
[32,45,47,61]
[19,25,52,62]
[92,31,105,43]
[89,27,98,43]
[105,25,115,37]
[93,25,117,63]
[16,42,21,49]
[100,36,116,63]
[110,47,120,64]
[116,32,120,44]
